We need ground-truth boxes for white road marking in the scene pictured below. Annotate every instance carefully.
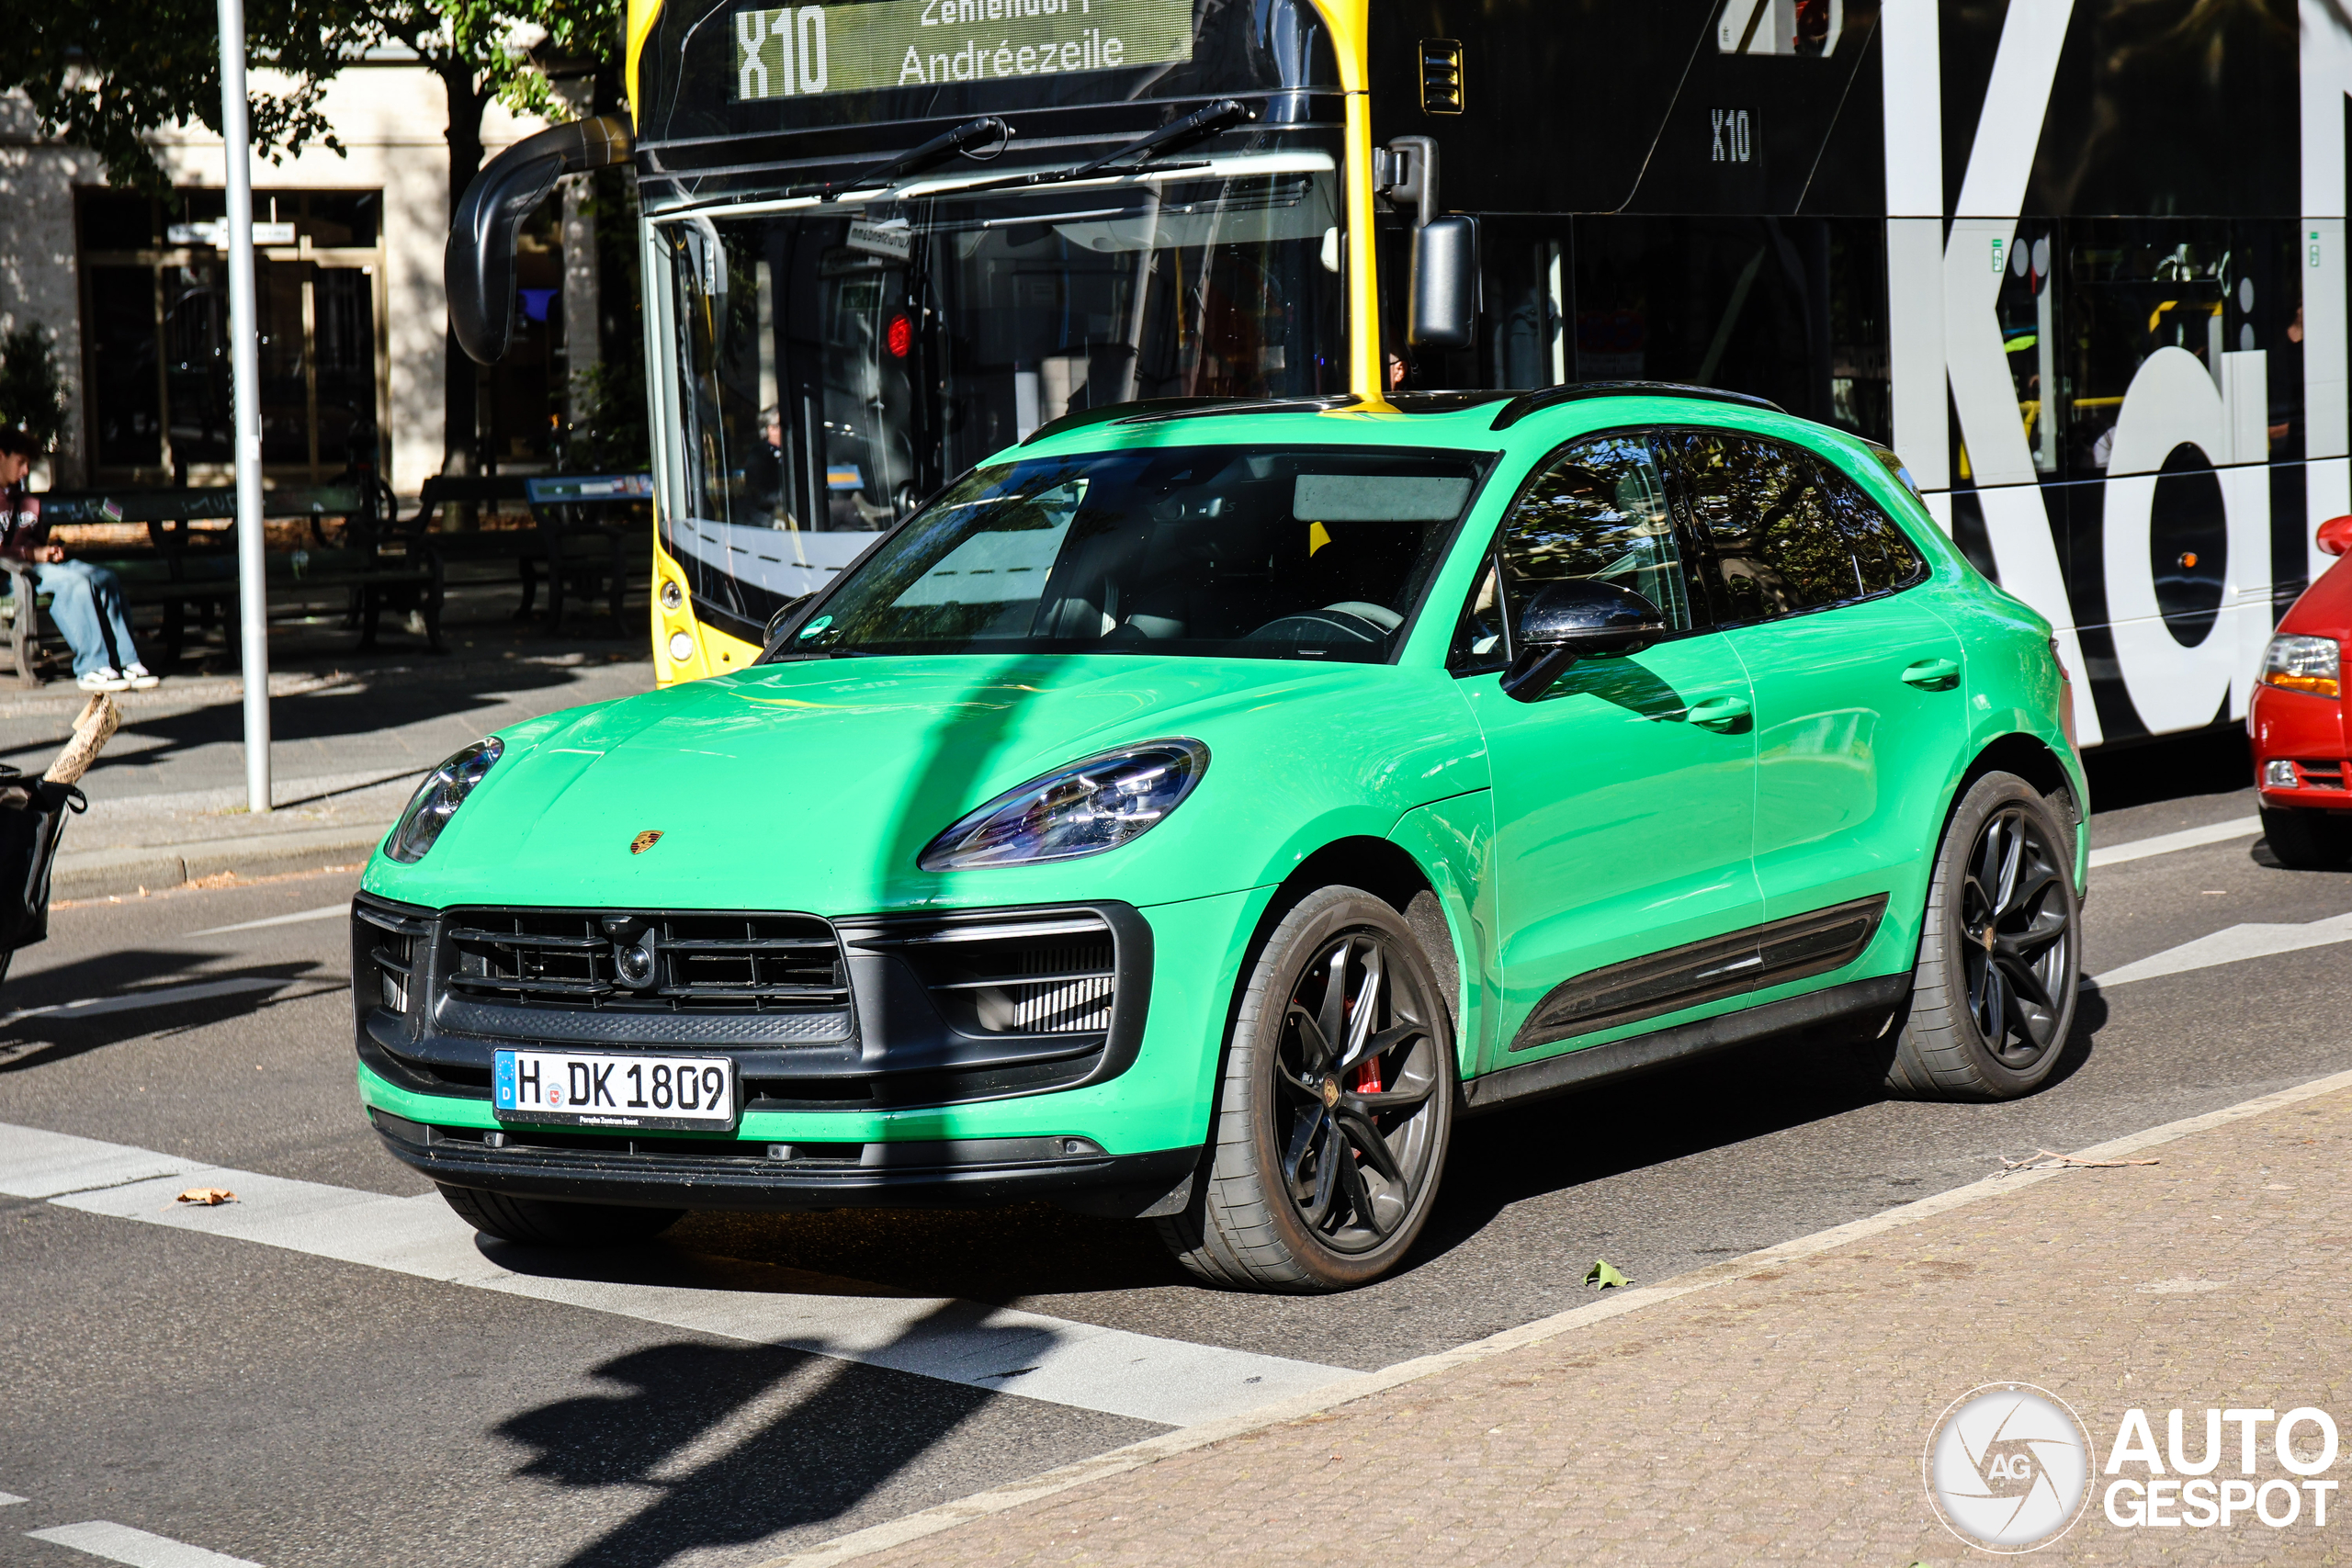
[0,977,287,1032]
[2087,815,2260,869]
[0,1492,27,1506]
[25,1521,263,1568]
[2093,908,2352,989]
[187,905,346,939]
[3,1124,1347,1429]
[0,1126,201,1199]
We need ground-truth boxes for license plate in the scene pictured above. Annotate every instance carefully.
[492,1049,738,1132]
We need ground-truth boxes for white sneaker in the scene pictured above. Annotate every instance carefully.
[76,668,130,693]
[123,662,159,691]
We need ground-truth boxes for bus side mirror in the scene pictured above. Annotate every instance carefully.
[1409,215,1478,351]
[2320,515,2352,557]
[447,115,632,365]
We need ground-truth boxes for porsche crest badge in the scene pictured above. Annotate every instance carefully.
[629,830,663,855]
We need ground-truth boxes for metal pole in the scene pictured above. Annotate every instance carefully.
[217,0,270,814]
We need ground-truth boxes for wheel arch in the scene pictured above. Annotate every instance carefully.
[1957,731,2085,866]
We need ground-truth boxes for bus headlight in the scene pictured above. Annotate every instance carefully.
[2260,634,2341,698]
[385,739,503,863]
[919,740,1208,871]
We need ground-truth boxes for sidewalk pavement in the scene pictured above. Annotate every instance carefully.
[781,1073,2352,1568]
[0,595,653,899]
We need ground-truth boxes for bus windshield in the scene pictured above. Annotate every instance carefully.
[660,156,1347,639]
[772,445,1485,663]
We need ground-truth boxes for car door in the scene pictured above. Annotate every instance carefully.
[1454,430,1764,1065]
[1662,427,1967,980]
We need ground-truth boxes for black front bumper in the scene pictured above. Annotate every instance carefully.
[371,1109,1200,1218]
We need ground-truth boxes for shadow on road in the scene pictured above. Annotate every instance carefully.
[0,953,328,1071]
[494,1303,1023,1568]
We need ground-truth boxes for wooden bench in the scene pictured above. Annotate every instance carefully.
[6,480,443,685]
[414,472,651,637]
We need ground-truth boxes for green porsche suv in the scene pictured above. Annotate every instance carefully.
[353,384,2086,1292]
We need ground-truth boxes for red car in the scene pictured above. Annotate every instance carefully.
[2252,514,2352,865]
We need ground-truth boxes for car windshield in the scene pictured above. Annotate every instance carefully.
[776,444,1486,662]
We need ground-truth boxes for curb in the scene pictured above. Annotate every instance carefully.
[51,823,388,900]
[752,1064,2352,1568]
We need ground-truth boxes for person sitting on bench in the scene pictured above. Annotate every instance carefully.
[0,427,158,692]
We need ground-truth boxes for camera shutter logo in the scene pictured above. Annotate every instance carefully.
[1923,1382,2092,1552]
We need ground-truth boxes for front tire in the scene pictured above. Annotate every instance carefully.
[1157,886,1455,1292]
[1885,772,2081,1101]
[437,1184,683,1247]
[2260,804,2352,869]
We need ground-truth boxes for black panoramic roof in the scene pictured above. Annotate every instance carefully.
[1018,381,1784,446]
[1486,381,1786,431]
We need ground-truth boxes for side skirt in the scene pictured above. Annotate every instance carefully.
[1462,972,1913,1115]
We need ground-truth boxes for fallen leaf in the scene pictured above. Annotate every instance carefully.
[1585,1258,1630,1291]
[175,1187,236,1206]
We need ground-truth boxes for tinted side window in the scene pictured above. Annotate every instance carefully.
[1497,433,1696,633]
[1673,432,1859,620]
[1821,466,1928,594]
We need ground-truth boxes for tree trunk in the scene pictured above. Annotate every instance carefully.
[439,60,490,482]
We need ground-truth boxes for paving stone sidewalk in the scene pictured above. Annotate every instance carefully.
[810,1077,2352,1567]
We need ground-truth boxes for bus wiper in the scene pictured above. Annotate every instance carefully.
[794,117,1013,202]
[959,98,1254,196]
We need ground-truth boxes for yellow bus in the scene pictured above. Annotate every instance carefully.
[448,1,2342,746]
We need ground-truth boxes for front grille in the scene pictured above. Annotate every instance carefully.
[356,901,428,1014]
[848,910,1119,1037]
[445,908,848,1014]
[2298,760,2346,789]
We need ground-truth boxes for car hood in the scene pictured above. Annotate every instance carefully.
[364,653,1484,913]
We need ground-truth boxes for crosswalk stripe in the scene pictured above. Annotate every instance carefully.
[2087,815,2261,869]
[0,977,287,1032]
[2094,908,2352,989]
[3,1123,1347,1429]
[187,905,347,938]
[26,1521,263,1568]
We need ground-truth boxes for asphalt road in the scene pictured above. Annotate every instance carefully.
[5,727,2347,1568]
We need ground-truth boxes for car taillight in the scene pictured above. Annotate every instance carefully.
[2260,633,2342,698]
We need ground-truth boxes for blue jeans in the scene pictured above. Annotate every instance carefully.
[35,559,141,677]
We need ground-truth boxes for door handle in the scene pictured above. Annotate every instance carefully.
[1686,694,1751,732]
[1901,657,1962,691]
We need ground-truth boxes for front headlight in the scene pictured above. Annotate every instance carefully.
[918,739,1209,872]
[384,738,503,863]
[2260,634,2341,698]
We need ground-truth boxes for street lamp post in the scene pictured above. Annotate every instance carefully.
[215,0,271,816]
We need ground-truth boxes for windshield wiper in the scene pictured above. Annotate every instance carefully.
[956,98,1254,197]
[792,117,1013,203]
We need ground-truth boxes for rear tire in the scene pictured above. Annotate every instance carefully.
[1885,772,2080,1101]
[2259,804,2352,869]
[1156,886,1454,1292]
[437,1183,683,1247]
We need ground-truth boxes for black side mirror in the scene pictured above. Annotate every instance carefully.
[1409,214,1479,350]
[447,116,632,365]
[1499,580,1668,702]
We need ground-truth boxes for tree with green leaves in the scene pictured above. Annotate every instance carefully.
[1,0,626,473]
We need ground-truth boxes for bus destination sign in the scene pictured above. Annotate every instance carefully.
[733,0,1193,100]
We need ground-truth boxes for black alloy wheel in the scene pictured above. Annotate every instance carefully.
[1885,771,2082,1101]
[1272,931,1447,1253]
[1956,803,2075,1067]
[1156,885,1456,1292]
